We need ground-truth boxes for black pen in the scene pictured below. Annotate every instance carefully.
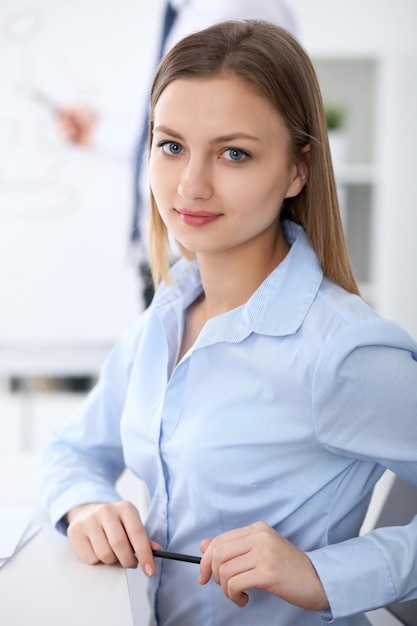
[152,549,201,565]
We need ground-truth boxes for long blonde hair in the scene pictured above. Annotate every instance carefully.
[148,20,359,295]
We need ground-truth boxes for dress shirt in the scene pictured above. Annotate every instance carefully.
[39,221,417,625]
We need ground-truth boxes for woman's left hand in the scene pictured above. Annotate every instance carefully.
[199,521,329,611]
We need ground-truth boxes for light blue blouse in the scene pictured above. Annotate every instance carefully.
[39,221,417,625]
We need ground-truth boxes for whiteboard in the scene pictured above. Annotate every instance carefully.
[0,0,163,350]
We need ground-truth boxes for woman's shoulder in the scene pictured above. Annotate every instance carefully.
[310,276,417,357]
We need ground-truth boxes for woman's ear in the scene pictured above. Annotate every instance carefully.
[285,144,310,198]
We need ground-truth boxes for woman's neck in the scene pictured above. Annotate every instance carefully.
[196,230,290,319]
[177,231,290,364]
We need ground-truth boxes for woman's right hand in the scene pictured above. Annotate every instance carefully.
[66,501,162,574]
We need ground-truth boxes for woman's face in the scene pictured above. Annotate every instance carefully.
[149,73,306,261]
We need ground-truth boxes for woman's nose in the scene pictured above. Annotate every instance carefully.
[177,158,213,201]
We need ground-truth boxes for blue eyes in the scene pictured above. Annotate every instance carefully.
[157,141,249,162]
[223,148,247,162]
[160,141,184,155]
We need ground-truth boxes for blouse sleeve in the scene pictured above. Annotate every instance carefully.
[38,315,147,533]
[308,317,417,619]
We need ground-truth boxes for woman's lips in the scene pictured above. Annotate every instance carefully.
[176,209,221,227]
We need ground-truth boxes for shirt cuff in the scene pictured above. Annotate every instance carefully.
[47,483,121,532]
[307,536,396,619]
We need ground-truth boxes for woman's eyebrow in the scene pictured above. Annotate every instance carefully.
[153,126,260,145]
[209,133,260,144]
[153,125,184,139]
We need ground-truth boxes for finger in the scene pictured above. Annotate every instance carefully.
[200,537,247,585]
[200,538,212,554]
[200,533,252,585]
[89,525,121,565]
[213,535,252,575]
[68,502,135,567]
[216,551,254,599]
[102,524,138,569]
[118,502,157,576]
[223,570,251,608]
[67,523,100,565]
[198,538,213,584]
[97,501,147,569]
[201,544,252,608]
[205,525,254,557]
[72,503,128,566]
[199,539,214,584]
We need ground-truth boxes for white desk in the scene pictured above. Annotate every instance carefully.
[1,516,136,626]
[0,454,151,626]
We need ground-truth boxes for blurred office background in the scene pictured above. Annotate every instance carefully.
[1,0,416,457]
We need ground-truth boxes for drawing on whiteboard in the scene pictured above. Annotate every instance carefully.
[1,5,43,43]
[0,4,97,222]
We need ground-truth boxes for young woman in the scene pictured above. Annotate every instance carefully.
[39,21,417,625]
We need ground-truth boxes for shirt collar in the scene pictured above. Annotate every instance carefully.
[153,220,323,340]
